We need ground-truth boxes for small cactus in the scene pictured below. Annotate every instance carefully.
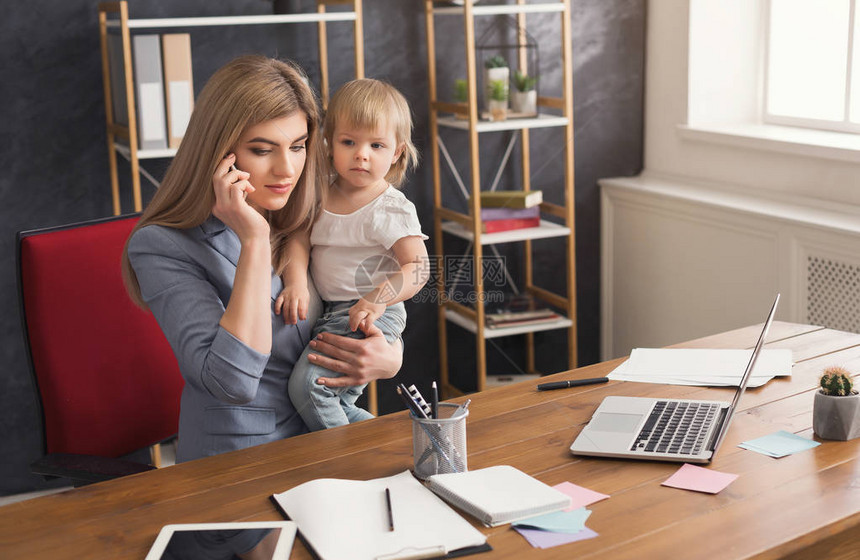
[819,366,856,396]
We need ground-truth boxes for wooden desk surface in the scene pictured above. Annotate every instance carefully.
[2,322,859,559]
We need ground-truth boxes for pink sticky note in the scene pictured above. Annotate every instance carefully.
[553,481,610,510]
[661,463,738,494]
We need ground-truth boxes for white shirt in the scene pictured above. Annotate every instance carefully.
[310,186,428,302]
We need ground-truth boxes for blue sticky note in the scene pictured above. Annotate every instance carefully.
[738,430,820,458]
[512,508,592,534]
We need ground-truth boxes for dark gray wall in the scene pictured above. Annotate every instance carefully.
[0,0,644,495]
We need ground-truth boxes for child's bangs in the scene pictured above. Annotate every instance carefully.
[337,91,395,134]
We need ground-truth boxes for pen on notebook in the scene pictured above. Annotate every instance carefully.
[431,381,439,419]
[384,487,394,531]
[537,377,609,391]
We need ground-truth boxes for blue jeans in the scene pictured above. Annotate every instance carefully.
[289,300,406,431]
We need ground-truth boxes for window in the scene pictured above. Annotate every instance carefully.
[765,0,860,133]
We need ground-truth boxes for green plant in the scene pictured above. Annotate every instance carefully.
[820,366,857,396]
[489,79,507,102]
[453,79,468,103]
[513,70,537,92]
[484,55,508,69]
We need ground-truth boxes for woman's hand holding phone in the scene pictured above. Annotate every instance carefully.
[212,153,269,243]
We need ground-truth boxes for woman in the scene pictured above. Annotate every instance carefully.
[122,56,402,463]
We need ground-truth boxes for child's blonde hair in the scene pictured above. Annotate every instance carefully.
[323,79,418,187]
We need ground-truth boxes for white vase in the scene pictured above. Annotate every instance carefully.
[483,66,509,112]
[813,391,860,440]
[511,90,537,115]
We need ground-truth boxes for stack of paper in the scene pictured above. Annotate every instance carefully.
[512,481,608,549]
[608,348,792,387]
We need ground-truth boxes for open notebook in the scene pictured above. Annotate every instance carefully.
[271,470,489,560]
[427,465,572,527]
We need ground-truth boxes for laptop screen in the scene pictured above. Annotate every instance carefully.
[710,293,780,453]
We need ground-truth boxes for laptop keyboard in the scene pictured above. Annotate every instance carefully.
[630,401,720,455]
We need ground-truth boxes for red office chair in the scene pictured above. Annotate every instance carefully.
[17,214,183,486]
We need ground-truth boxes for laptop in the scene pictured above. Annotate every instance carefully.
[570,294,780,464]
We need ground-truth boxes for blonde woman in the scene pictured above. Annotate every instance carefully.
[122,57,402,463]
[275,79,428,431]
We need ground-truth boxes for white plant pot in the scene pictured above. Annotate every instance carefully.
[813,391,860,441]
[483,66,509,112]
[511,90,537,115]
[488,99,507,121]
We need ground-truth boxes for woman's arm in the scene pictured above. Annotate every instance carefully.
[212,153,273,354]
[128,226,271,404]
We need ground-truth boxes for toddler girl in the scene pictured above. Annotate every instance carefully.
[276,78,428,430]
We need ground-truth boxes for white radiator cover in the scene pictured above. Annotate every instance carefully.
[600,173,860,360]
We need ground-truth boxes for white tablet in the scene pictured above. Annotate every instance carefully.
[145,521,297,560]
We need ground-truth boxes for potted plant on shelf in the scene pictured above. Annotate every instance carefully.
[512,70,537,116]
[483,55,509,114]
[488,79,508,121]
[813,366,860,441]
[453,78,468,119]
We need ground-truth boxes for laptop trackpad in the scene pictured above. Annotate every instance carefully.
[590,412,643,434]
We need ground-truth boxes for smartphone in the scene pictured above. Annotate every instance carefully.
[229,164,248,199]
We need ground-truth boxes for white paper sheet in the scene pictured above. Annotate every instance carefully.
[608,348,792,387]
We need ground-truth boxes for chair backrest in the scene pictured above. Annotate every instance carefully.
[17,215,183,458]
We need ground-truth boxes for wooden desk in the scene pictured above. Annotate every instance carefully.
[2,322,859,559]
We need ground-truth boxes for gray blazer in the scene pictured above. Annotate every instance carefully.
[128,216,321,463]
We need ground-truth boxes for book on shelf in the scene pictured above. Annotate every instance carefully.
[161,34,194,149]
[426,465,572,527]
[483,293,561,329]
[132,34,168,150]
[486,311,562,329]
[471,189,543,209]
[270,470,489,560]
[481,216,541,233]
[480,206,540,221]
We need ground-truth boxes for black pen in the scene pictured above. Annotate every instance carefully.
[537,377,609,391]
[431,381,439,419]
[384,487,394,531]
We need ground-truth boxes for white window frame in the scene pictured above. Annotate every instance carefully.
[763,0,860,134]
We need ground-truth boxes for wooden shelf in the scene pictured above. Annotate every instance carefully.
[445,309,573,339]
[441,219,571,244]
[114,143,176,160]
[433,3,566,17]
[426,0,577,394]
[437,113,568,132]
[106,12,356,30]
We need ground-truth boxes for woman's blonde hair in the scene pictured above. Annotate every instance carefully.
[122,55,325,307]
[323,79,418,187]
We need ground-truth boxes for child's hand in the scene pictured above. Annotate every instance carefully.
[274,284,310,325]
[348,298,387,332]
